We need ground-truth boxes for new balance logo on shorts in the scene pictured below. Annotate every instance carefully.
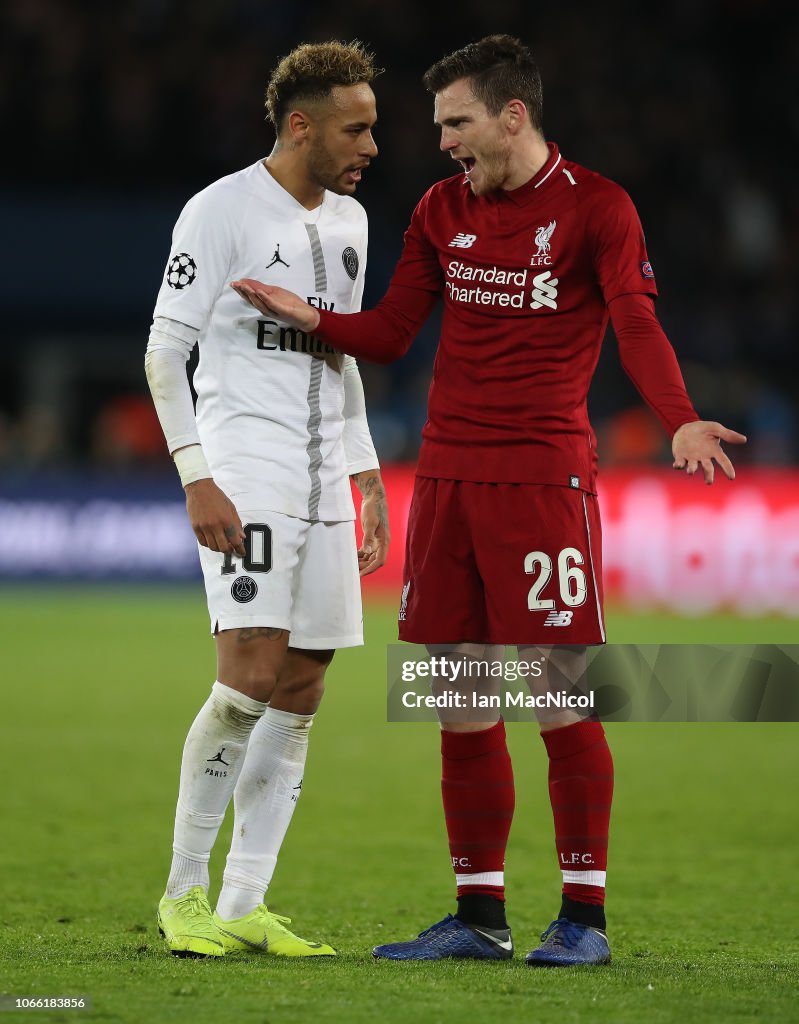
[544,610,574,626]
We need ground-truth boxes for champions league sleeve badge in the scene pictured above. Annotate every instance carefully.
[167,253,198,289]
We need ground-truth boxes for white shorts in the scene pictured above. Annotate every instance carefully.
[198,510,363,649]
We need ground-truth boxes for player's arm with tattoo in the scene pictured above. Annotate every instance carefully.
[352,470,390,576]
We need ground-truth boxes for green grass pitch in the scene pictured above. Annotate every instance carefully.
[1,587,797,1023]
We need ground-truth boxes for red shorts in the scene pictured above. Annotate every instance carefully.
[398,478,605,645]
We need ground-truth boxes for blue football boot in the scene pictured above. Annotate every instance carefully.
[525,918,611,966]
[373,914,513,961]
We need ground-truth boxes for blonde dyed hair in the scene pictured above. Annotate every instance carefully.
[265,40,379,131]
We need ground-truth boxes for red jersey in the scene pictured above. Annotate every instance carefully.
[317,142,697,491]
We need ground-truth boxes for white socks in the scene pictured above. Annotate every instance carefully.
[215,707,314,921]
[165,681,267,898]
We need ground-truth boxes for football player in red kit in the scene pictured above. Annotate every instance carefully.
[232,35,746,966]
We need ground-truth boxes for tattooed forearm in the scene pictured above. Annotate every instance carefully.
[352,471,380,496]
[352,470,389,530]
[372,492,389,530]
[236,626,286,644]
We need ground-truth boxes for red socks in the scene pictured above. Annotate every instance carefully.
[441,720,515,901]
[440,718,613,929]
[542,720,614,908]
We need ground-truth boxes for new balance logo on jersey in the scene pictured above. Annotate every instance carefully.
[265,243,290,269]
[544,610,573,626]
[448,233,477,248]
[530,271,559,310]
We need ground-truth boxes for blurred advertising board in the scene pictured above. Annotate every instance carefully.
[1,467,797,616]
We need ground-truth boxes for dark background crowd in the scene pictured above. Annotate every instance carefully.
[1,0,795,472]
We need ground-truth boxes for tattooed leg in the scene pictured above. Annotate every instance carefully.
[215,626,290,703]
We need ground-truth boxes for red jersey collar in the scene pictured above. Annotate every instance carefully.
[500,142,562,207]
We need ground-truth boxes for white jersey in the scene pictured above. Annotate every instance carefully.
[153,159,372,522]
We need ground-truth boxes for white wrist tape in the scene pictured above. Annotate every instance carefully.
[173,445,212,488]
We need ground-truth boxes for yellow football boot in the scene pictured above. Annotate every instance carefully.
[213,904,335,956]
[157,886,224,958]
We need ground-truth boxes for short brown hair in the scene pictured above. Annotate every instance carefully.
[265,41,379,131]
[423,35,543,133]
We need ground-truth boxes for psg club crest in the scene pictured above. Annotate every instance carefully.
[231,576,258,604]
[342,247,359,281]
[167,253,198,289]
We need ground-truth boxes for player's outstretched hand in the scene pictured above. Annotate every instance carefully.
[185,478,246,556]
[231,278,321,333]
[672,420,747,485]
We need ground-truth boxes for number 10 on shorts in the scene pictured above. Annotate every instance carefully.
[221,523,273,575]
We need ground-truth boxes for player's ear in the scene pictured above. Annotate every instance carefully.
[503,99,527,135]
[286,109,312,144]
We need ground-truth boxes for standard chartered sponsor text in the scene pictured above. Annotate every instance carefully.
[445,259,528,306]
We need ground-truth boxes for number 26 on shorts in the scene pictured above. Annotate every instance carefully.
[524,547,587,609]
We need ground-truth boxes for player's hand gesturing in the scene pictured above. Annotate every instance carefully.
[184,478,246,556]
[352,470,390,577]
[359,499,390,577]
[672,420,747,485]
[231,279,320,333]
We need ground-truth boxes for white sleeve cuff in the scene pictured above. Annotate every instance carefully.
[342,356,379,474]
[145,317,203,458]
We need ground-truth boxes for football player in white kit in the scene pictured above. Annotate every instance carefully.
[144,41,386,958]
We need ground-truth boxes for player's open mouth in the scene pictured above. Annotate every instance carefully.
[346,165,368,183]
[460,158,476,176]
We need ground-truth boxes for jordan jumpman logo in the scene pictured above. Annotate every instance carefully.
[265,243,290,269]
